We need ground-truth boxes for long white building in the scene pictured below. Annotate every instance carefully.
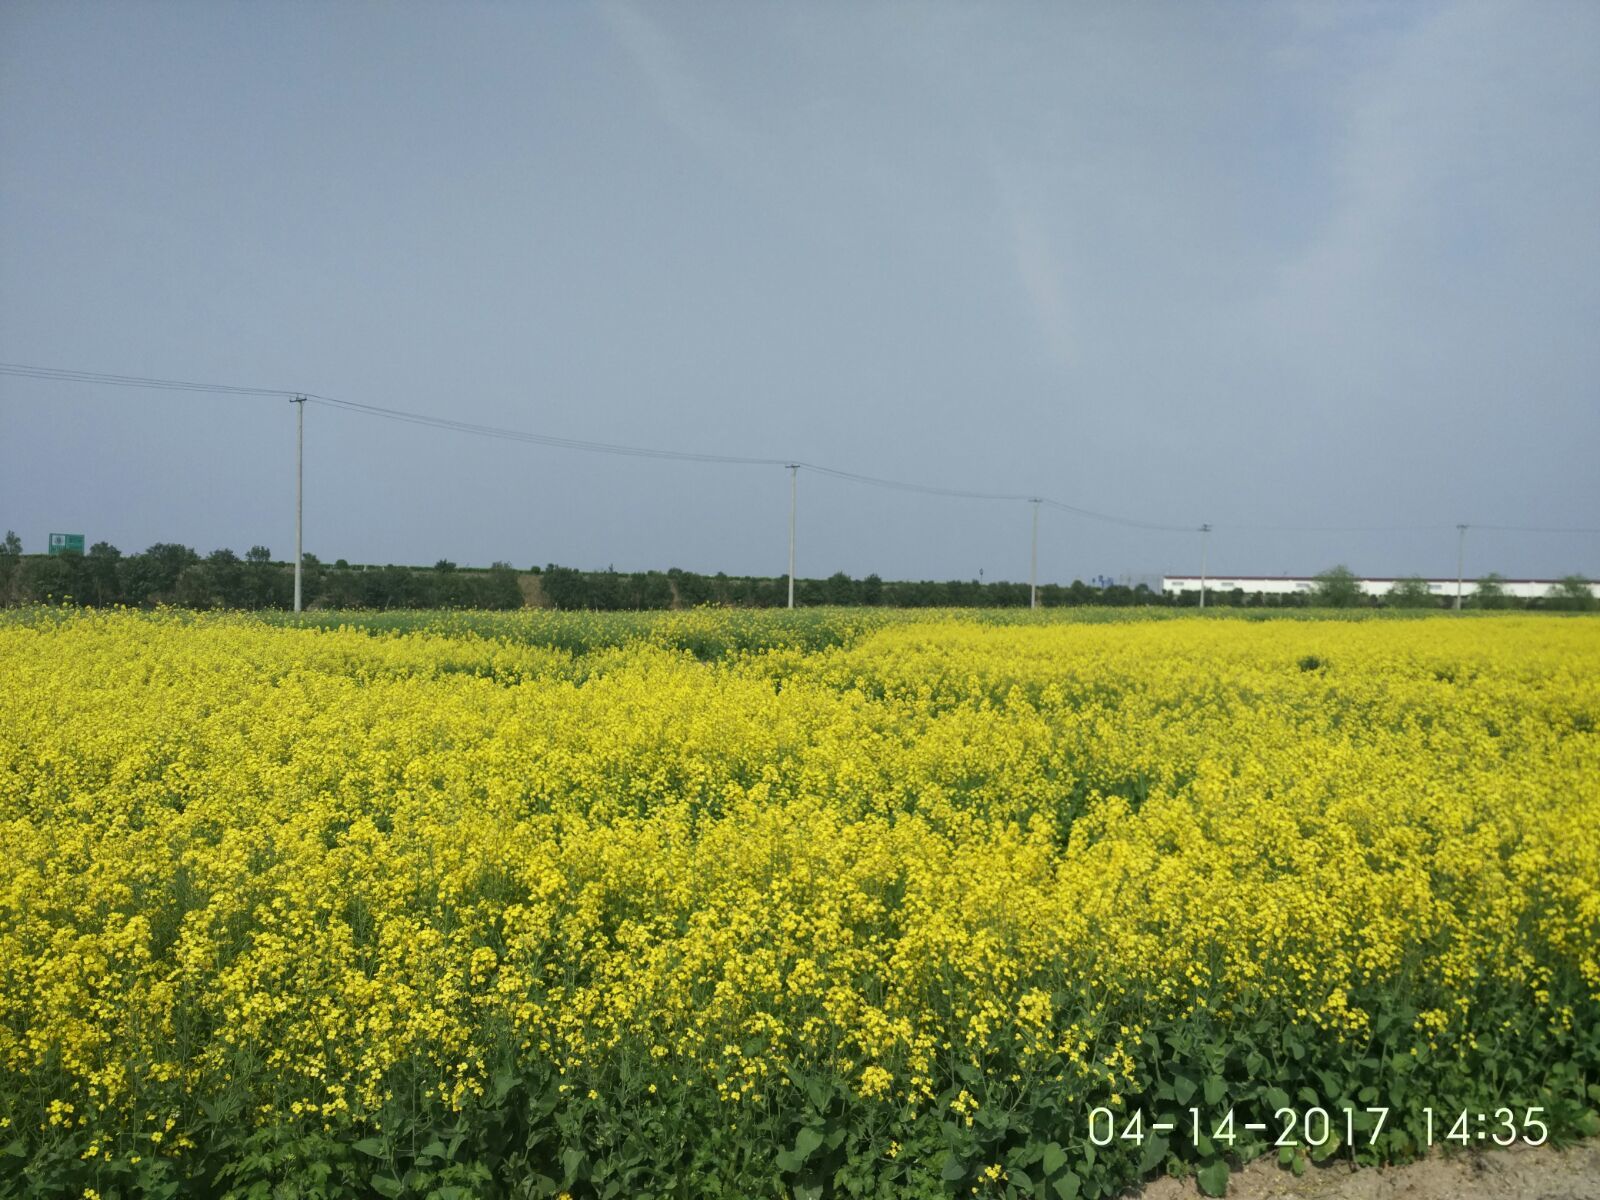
[1161,575,1599,601]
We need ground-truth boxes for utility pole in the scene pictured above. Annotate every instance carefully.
[292,395,306,614]
[787,464,798,609]
[1029,499,1040,609]
[1455,523,1467,611]
[1199,523,1211,610]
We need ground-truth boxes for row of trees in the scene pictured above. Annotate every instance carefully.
[1,534,1592,611]
[537,565,1167,610]
[1305,564,1597,610]
[534,565,1595,611]
[0,537,522,610]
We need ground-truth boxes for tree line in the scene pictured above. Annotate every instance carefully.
[0,534,1592,611]
[0,536,522,610]
[1301,564,1596,611]
[537,565,1171,610]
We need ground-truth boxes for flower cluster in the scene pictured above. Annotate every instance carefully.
[1,608,1595,1178]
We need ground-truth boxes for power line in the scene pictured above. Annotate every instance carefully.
[308,394,790,467]
[1471,524,1600,535]
[0,361,1194,530]
[1225,520,1600,535]
[0,362,298,398]
[796,463,1191,530]
[0,363,787,466]
[1219,523,1455,533]
[5,361,1597,538]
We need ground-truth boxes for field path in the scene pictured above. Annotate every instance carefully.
[1139,1141,1600,1199]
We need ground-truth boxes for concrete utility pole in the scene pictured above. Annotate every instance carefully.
[1455,523,1467,611]
[787,464,798,609]
[292,395,306,613]
[1199,523,1211,610]
[1028,499,1041,609]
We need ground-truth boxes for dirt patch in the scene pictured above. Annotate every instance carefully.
[1137,1140,1600,1200]
[516,572,546,608]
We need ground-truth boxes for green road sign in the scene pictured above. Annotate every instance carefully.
[48,533,85,556]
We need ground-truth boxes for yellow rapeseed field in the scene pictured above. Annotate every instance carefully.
[1,609,1596,1197]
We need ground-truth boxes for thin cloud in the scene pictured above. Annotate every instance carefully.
[992,163,1077,370]
[595,2,747,164]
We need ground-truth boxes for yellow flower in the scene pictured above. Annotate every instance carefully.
[2,608,1595,1176]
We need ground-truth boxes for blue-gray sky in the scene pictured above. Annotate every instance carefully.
[2,1,1597,583]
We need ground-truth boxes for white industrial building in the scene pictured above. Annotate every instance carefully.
[1161,576,1599,601]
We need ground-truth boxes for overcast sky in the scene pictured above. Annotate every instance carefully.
[2,1,1596,584]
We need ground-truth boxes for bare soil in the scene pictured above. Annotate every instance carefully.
[1137,1140,1600,1200]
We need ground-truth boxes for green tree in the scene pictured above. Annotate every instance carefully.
[1546,575,1596,612]
[19,554,75,602]
[479,562,523,610]
[1386,577,1436,608]
[297,552,326,607]
[1473,573,1511,609]
[674,569,712,607]
[206,548,245,607]
[126,543,200,602]
[0,530,21,602]
[1312,565,1363,608]
[541,565,589,609]
[84,542,123,606]
[244,546,285,608]
[173,564,217,608]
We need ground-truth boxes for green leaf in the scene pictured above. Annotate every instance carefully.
[1197,1158,1231,1197]
[1264,1086,1290,1111]
[1576,1110,1600,1137]
[352,1137,387,1158]
[1311,1134,1342,1163]
[561,1147,586,1183]
[1052,1170,1081,1200]
[1139,1131,1170,1174]
[1008,1142,1044,1169]
[1204,1075,1227,1106]
[941,1154,969,1182]
[372,1177,403,1199]
[1041,1143,1068,1177]
[792,1126,825,1161]
[1277,1145,1295,1168]
[1175,1073,1198,1105]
